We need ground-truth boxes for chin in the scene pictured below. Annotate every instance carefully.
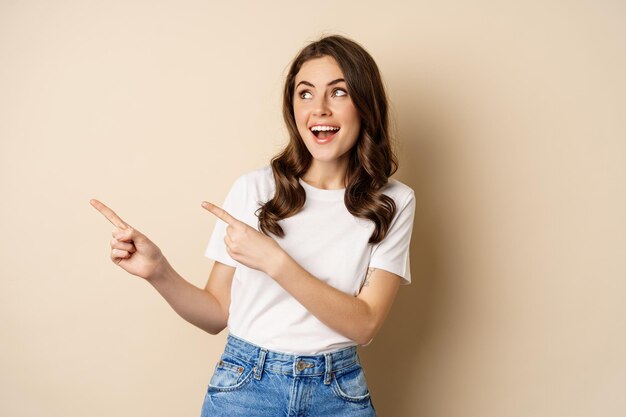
[310,150,350,164]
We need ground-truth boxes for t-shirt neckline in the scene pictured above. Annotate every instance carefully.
[298,178,345,201]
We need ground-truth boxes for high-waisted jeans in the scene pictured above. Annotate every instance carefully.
[200,333,377,417]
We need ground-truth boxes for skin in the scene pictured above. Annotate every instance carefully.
[293,55,361,189]
[90,55,401,346]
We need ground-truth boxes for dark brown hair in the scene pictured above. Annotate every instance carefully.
[256,35,398,244]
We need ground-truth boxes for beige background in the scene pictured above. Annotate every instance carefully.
[1,0,625,416]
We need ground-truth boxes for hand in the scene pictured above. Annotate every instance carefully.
[90,199,168,281]
[202,201,284,275]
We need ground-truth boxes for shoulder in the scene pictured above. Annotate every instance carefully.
[380,178,415,209]
[231,165,275,199]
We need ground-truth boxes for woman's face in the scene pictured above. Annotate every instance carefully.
[293,55,361,169]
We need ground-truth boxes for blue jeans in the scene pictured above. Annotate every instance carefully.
[201,333,377,416]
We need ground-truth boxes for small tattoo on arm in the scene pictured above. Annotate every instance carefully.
[362,267,375,288]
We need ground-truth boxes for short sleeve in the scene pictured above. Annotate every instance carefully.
[368,190,416,285]
[204,175,247,267]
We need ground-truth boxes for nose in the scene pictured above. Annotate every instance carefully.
[312,95,331,116]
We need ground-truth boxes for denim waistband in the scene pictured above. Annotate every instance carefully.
[223,333,360,385]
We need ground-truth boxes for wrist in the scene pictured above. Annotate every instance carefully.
[146,256,173,284]
[265,247,291,279]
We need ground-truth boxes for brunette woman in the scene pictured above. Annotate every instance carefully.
[91,34,415,417]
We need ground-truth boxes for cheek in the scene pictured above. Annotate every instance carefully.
[345,117,361,147]
[293,107,309,133]
[345,113,361,137]
[342,103,360,130]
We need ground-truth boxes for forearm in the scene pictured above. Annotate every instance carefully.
[147,259,227,335]
[268,252,373,345]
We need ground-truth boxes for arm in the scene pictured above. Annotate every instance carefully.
[202,201,403,346]
[149,260,234,335]
[89,199,233,335]
[269,255,401,346]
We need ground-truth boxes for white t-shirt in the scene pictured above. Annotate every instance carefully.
[204,165,415,354]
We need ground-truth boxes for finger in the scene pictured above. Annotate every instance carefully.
[110,238,136,253]
[111,248,131,260]
[113,227,138,242]
[224,234,235,252]
[224,244,235,260]
[202,201,240,226]
[90,199,130,230]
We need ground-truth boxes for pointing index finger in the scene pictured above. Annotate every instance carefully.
[202,201,239,226]
[90,199,130,230]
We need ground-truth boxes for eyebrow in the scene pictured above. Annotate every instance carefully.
[295,78,346,88]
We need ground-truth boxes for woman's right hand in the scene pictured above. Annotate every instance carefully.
[90,199,168,281]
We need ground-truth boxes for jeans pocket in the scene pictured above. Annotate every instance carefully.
[208,353,255,393]
[331,363,371,403]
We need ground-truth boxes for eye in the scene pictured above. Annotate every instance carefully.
[298,90,313,99]
[332,88,347,97]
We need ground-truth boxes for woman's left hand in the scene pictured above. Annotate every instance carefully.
[202,201,285,275]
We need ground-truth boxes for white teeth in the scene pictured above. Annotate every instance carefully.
[310,125,340,132]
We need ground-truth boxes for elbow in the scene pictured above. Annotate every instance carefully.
[211,316,229,336]
[205,315,228,335]
[207,325,227,336]
[203,289,229,335]
[204,310,229,336]
[355,329,375,347]
[355,318,377,346]
[354,301,377,346]
[358,335,374,347]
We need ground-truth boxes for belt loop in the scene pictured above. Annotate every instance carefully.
[324,353,333,385]
[254,348,267,380]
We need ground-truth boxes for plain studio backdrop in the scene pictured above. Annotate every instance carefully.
[1,1,625,416]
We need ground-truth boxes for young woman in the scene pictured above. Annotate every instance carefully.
[91,35,415,417]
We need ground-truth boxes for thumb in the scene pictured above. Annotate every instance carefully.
[114,226,143,243]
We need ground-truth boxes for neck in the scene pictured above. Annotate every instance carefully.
[301,159,348,190]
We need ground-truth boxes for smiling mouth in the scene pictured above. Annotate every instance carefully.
[310,125,340,139]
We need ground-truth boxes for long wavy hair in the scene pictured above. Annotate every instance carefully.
[256,35,398,244]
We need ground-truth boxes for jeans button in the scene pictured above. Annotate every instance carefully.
[296,361,306,371]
